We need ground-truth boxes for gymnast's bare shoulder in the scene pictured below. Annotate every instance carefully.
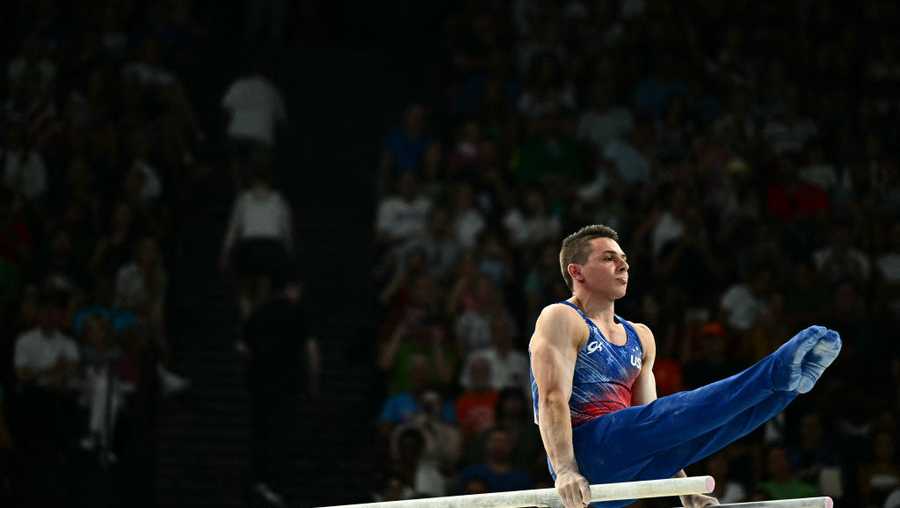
[531,303,588,350]
[629,321,657,363]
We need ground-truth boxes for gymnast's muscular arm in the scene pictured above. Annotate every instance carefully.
[632,323,719,508]
[630,322,658,406]
[530,304,591,508]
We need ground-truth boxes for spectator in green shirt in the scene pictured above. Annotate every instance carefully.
[757,446,818,501]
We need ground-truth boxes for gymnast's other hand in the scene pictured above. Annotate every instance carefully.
[555,468,591,508]
[681,493,719,508]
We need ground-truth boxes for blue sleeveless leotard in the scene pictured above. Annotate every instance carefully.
[531,301,644,428]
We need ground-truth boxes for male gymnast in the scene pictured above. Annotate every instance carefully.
[529,225,842,508]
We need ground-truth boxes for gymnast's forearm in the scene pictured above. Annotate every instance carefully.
[538,394,580,474]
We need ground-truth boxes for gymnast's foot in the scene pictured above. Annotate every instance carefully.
[772,325,841,393]
[797,328,841,393]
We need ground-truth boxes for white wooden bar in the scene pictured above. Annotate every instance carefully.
[677,498,833,508]
[318,475,714,508]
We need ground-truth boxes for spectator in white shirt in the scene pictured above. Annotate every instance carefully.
[453,275,515,357]
[15,290,80,390]
[397,208,461,283]
[576,83,634,155]
[502,188,560,247]
[720,269,772,334]
[762,95,818,156]
[13,289,82,457]
[450,184,486,249]
[221,166,294,317]
[122,37,177,87]
[221,167,294,271]
[115,237,167,320]
[223,64,286,148]
[376,173,432,246]
[650,188,689,258]
[2,123,47,201]
[126,131,163,202]
[222,62,286,188]
[813,223,871,284]
[459,316,529,393]
[603,131,651,185]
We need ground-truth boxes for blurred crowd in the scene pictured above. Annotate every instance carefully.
[1,0,313,506]
[370,1,900,508]
[0,0,219,505]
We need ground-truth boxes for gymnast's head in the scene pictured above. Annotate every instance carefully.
[559,224,629,299]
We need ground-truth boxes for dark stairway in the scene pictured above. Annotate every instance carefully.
[155,3,447,505]
[155,50,396,508]
[155,175,250,508]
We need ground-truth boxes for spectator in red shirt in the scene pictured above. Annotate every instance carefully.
[456,355,498,438]
[766,158,830,224]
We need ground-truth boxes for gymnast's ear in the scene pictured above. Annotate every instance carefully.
[567,263,584,283]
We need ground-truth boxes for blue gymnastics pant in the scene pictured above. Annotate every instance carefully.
[561,343,798,507]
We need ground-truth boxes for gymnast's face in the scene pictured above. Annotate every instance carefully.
[572,237,629,299]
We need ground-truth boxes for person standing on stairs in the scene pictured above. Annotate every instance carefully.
[220,163,294,322]
[239,267,319,507]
